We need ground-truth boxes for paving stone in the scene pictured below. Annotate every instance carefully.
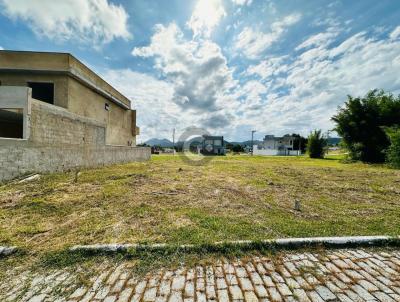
[293,288,311,302]
[276,282,292,296]
[307,291,325,302]
[169,291,183,302]
[196,290,207,302]
[229,285,244,300]
[217,289,230,302]
[184,280,194,297]
[2,248,400,302]
[171,275,186,291]
[206,284,217,300]
[254,284,268,298]
[160,280,172,296]
[358,279,379,292]
[267,287,283,302]
[239,277,253,291]
[104,295,117,302]
[116,287,134,302]
[315,285,336,301]
[143,287,158,301]
[244,291,258,302]
[372,291,396,302]
[249,271,263,285]
[336,293,353,302]
[351,284,376,300]
[216,277,228,289]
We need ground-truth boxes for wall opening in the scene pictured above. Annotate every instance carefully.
[0,108,24,139]
[28,82,54,104]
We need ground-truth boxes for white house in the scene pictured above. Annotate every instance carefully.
[253,134,301,156]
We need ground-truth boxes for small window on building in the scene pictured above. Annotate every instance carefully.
[27,82,54,104]
[0,108,24,139]
[214,140,222,146]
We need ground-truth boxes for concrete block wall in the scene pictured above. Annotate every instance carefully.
[0,88,150,182]
[29,100,106,146]
[0,143,150,182]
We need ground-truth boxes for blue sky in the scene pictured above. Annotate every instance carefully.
[1,0,400,142]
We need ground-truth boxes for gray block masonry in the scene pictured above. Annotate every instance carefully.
[0,86,150,182]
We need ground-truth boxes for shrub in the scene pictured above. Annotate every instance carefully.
[307,130,327,158]
[332,89,400,163]
[385,127,400,168]
[232,144,244,153]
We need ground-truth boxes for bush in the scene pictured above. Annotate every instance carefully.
[332,89,400,163]
[307,130,327,158]
[386,128,400,168]
[232,144,244,153]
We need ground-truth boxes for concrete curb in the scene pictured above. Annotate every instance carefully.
[69,235,400,254]
[0,246,18,256]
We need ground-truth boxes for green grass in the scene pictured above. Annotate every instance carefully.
[1,154,400,256]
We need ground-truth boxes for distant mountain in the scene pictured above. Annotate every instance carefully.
[145,138,174,147]
[228,140,263,146]
[327,137,341,145]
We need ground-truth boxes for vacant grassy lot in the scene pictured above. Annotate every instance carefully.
[1,154,400,254]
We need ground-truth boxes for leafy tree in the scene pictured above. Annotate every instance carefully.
[232,144,244,153]
[307,130,326,158]
[385,127,400,168]
[285,133,307,153]
[332,90,400,163]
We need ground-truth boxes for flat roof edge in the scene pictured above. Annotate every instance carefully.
[0,68,130,110]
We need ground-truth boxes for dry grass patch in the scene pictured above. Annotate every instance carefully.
[0,154,400,255]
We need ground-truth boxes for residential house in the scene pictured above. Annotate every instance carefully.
[0,50,150,181]
[199,135,226,155]
[253,134,301,156]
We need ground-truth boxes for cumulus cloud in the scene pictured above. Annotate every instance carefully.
[231,0,253,6]
[244,29,400,136]
[0,0,131,46]
[132,23,235,113]
[187,0,226,38]
[390,26,400,40]
[234,13,301,58]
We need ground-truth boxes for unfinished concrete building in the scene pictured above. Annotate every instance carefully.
[0,50,150,181]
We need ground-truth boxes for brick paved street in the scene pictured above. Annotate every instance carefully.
[1,248,400,302]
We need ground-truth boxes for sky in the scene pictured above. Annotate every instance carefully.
[0,0,400,142]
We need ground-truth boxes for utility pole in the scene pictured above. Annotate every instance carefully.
[172,128,175,155]
[251,130,256,155]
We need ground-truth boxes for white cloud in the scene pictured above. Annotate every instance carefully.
[132,23,239,137]
[0,0,131,46]
[187,0,226,38]
[231,0,253,6]
[0,46,3,50]
[132,23,235,112]
[295,28,339,51]
[244,30,400,137]
[234,13,301,58]
[390,26,400,40]
[246,56,288,80]
[102,69,176,141]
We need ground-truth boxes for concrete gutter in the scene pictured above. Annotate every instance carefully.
[69,236,400,254]
[0,246,18,256]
